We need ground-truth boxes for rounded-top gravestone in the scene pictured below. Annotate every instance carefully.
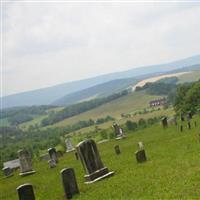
[17,183,35,200]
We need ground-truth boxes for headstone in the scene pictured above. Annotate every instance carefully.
[135,150,147,163]
[66,138,75,152]
[48,159,56,168]
[180,113,185,121]
[48,147,58,163]
[138,141,144,150]
[113,123,125,139]
[114,145,121,155]
[2,167,13,177]
[188,122,191,129]
[60,168,79,199]
[180,125,183,132]
[76,139,114,183]
[17,183,35,200]
[75,152,79,160]
[18,149,35,176]
[187,111,192,120]
[161,117,168,128]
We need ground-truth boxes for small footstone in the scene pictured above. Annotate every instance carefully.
[114,145,121,155]
[60,168,79,199]
[17,183,35,200]
[135,150,147,163]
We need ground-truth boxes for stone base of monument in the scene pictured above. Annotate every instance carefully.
[19,170,36,176]
[115,136,126,140]
[66,148,75,153]
[84,167,114,184]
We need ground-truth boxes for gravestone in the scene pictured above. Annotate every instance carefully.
[138,141,144,150]
[161,117,168,128]
[66,138,75,152]
[75,152,79,160]
[181,113,185,121]
[76,139,114,183]
[188,122,191,130]
[180,125,183,132]
[18,149,35,176]
[17,183,35,200]
[48,159,56,168]
[60,168,79,199]
[113,123,125,139]
[2,167,13,177]
[135,150,147,163]
[187,111,192,120]
[48,148,58,163]
[114,145,121,155]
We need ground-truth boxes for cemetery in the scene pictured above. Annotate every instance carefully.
[1,114,200,199]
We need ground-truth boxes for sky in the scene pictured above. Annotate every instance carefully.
[1,1,200,96]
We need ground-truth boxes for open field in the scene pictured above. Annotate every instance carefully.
[178,70,200,83]
[1,115,200,200]
[132,72,190,91]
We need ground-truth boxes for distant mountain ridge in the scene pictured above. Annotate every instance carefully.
[2,55,200,108]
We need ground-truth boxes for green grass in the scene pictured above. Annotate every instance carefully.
[1,116,200,199]
[178,71,200,83]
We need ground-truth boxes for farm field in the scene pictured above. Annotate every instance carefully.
[1,115,200,200]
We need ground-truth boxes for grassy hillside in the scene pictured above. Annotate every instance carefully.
[1,115,200,199]
[178,70,200,83]
[43,91,163,129]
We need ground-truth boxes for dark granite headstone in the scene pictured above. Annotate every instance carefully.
[17,183,35,200]
[76,139,114,183]
[135,150,147,163]
[180,125,183,132]
[18,149,35,176]
[114,145,121,155]
[60,168,79,199]
[161,117,168,128]
[2,167,13,177]
[48,148,58,163]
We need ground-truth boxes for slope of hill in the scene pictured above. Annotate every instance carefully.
[1,116,200,200]
[2,55,200,108]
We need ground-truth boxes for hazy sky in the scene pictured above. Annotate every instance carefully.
[1,1,200,96]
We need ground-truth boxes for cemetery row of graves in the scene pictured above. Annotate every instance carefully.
[1,111,200,200]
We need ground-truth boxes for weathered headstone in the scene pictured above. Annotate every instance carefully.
[138,141,144,150]
[17,183,35,200]
[60,168,79,199]
[114,145,121,155]
[188,121,191,129]
[18,149,35,176]
[135,150,147,163]
[66,138,75,152]
[76,139,114,183]
[48,159,56,168]
[75,152,79,160]
[48,147,58,163]
[2,167,13,177]
[113,123,125,139]
[161,117,168,128]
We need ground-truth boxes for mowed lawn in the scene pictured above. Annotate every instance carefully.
[1,116,200,200]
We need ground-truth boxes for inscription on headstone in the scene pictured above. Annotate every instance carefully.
[76,139,114,183]
[135,150,147,163]
[60,168,79,199]
[48,159,56,168]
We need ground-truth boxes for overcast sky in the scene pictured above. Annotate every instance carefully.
[1,1,200,96]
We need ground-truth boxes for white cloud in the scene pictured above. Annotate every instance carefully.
[2,2,200,96]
